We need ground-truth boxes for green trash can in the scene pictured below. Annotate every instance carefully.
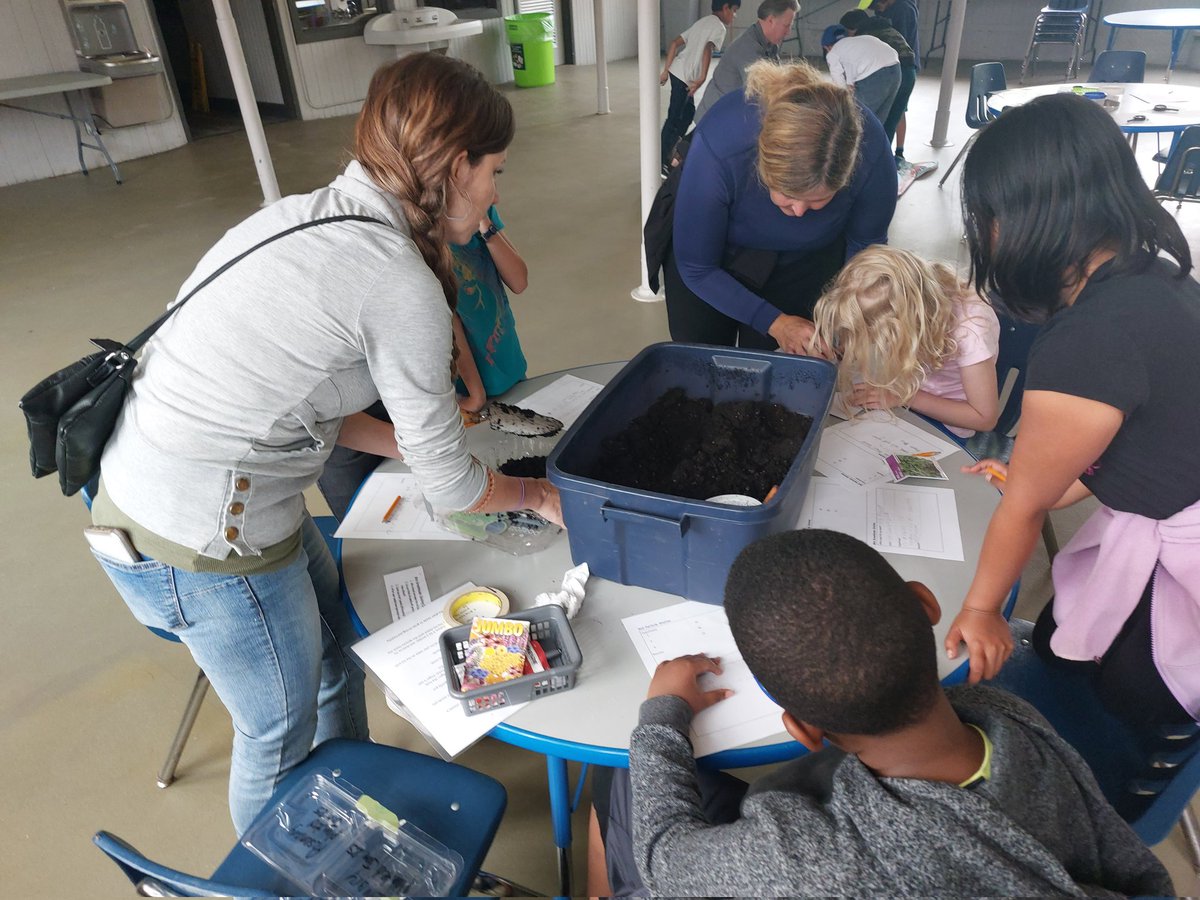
[505,13,555,88]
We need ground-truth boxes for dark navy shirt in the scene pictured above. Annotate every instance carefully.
[672,89,897,334]
[877,0,920,71]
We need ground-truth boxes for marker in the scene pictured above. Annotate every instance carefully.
[983,464,1007,484]
[382,495,403,523]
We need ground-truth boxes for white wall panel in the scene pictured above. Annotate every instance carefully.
[571,0,637,66]
[0,0,186,186]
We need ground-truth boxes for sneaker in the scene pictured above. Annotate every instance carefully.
[661,163,670,179]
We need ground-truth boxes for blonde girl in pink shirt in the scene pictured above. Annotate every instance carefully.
[811,245,1000,437]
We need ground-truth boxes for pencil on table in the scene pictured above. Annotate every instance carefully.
[382,495,403,523]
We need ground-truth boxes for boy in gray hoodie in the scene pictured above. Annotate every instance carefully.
[590,529,1173,897]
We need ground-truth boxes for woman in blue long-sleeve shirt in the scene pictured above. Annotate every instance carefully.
[665,59,897,352]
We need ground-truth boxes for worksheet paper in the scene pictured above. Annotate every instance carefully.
[333,471,468,541]
[797,480,965,561]
[622,602,785,757]
[350,580,524,758]
[816,416,962,488]
[517,374,603,429]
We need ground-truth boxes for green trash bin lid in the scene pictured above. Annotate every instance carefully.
[505,12,554,40]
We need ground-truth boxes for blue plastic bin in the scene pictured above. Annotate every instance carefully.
[547,344,836,603]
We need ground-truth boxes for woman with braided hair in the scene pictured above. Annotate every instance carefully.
[88,53,560,833]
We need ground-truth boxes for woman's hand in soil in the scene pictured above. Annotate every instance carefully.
[530,479,564,528]
[768,314,817,355]
[944,606,1014,683]
[647,654,733,715]
[848,383,903,411]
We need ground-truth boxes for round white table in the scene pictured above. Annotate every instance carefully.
[1104,8,1200,82]
[341,361,1003,894]
[988,82,1200,137]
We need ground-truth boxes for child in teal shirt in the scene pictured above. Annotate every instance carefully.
[453,204,529,413]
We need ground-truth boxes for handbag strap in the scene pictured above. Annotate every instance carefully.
[124,215,390,352]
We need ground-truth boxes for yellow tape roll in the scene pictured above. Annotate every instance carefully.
[444,588,511,627]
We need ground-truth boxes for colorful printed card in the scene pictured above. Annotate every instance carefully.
[886,453,949,482]
[459,617,530,691]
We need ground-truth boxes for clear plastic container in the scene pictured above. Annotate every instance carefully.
[241,770,462,896]
[428,431,563,555]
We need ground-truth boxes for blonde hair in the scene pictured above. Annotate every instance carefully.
[354,54,514,314]
[744,59,862,197]
[812,246,967,404]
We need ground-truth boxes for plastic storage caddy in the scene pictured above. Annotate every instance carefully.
[240,770,462,896]
[441,606,583,715]
[546,344,836,603]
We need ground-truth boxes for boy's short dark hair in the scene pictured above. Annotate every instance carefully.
[724,529,940,735]
[712,0,741,11]
[757,0,798,19]
[839,9,871,30]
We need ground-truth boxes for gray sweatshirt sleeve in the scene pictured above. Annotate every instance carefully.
[630,696,837,896]
[357,252,488,511]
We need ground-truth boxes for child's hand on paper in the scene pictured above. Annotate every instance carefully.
[647,654,733,715]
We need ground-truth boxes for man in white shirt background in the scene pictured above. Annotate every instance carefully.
[822,24,900,125]
[660,0,740,175]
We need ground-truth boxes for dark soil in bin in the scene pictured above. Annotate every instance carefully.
[498,455,548,478]
[587,388,813,501]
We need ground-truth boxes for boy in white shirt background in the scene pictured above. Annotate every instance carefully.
[660,0,740,175]
[822,24,901,125]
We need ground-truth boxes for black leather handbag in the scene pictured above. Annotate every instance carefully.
[18,215,387,497]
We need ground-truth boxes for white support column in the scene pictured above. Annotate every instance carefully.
[212,0,281,204]
[631,0,662,303]
[594,0,610,114]
[929,0,968,149]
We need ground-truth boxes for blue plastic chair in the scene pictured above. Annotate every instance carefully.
[81,481,345,788]
[1154,125,1200,211]
[939,62,1007,187]
[994,620,1200,871]
[93,738,511,897]
[1088,48,1147,83]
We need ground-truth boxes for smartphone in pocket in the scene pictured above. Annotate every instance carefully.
[84,526,142,564]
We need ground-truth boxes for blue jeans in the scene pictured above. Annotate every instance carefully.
[91,514,369,833]
[661,74,695,169]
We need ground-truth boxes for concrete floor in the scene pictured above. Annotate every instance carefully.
[1,58,1198,896]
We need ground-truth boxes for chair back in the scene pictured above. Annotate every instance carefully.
[1043,0,1089,10]
[994,620,1200,845]
[993,312,1042,436]
[1089,49,1146,83]
[94,738,507,897]
[1154,125,1200,202]
[967,62,1007,129]
[94,831,270,897]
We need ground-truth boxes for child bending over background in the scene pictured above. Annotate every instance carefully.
[812,244,999,437]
